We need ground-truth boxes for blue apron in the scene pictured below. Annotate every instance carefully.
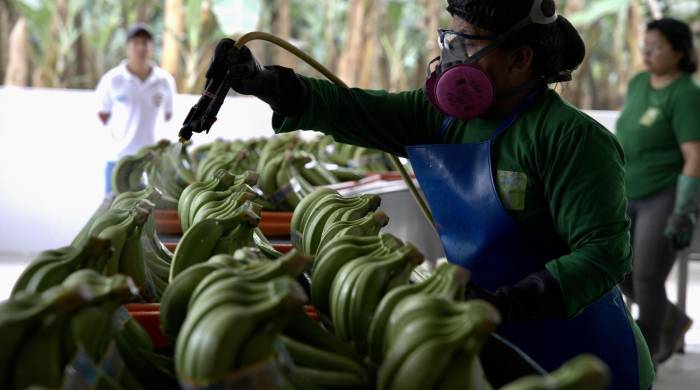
[405,96,640,389]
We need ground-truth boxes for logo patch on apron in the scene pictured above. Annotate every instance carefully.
[497,170,527,210]
[639,107,660,127]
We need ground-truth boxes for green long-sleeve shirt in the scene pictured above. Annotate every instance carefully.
[275,77,632,318]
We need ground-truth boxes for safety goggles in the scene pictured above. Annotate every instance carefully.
[436,29,498,67]
[437,0,559,66]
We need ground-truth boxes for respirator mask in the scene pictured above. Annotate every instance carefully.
[424,0,558,120]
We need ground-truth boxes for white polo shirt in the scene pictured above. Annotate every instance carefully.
[96,61,176,159]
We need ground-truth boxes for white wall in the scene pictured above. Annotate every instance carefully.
[0,86,621,256]
[0,87,277,255]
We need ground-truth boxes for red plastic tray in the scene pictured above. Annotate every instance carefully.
[164,242,293,254]
[125,302,318,348]
[124,303,169,349]
[153,209,292,238]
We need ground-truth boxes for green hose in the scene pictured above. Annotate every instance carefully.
[235,31,436,231]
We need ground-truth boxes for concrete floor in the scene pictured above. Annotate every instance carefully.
[1,252,699,388]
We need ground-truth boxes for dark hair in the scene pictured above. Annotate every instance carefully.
[647,18,697,73]
[446,0,586,81]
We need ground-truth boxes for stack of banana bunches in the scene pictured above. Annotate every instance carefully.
[0,134,610,390]
[109,132,404,212]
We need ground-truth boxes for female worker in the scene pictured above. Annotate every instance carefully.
[224,0,653,388]
[617,18,699,366]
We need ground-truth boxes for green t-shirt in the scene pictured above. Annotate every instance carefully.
[616,72,700,200]
[273,77,652,388]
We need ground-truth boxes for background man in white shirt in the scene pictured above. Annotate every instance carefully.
[95,23,177,195]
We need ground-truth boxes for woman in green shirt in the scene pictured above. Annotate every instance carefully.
[616,18,700,365]
[215,0,652,388]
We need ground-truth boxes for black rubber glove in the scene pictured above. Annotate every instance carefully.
[222,40,308,118]
[466,269,567,324]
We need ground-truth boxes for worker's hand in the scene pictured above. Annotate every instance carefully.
[465,270,566,324]
[665,212,696,250]
[221,41,308,117]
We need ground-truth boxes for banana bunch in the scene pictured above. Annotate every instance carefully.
[1,270,144,390]
[111,149,155,194]
[294,151,340,187]
[87,200,156,298]
[329,243,425,354]
[367,262,469,364]
[195,147,254,182]
[178,168,258,232]
[161,248,309,341]
[169,200,263,281]
[61,270,176,389]
[378,295,501,390]
[257,132,301,173]
[143,140,196,209]
[0,284,88,388]
[281,309,370,389]
[500,354,610,390]
[259,150,317,211]
[174,276,307,386]
[352,146,395,173]
[189,181,260,228]
[64,270,177,389]
[115,187,174,296]
[310,233,403,314]
[11,236,113,297]
[191,138,232,164]
[317,138,355,167]
[71,197,115,248]
[290,188,385,256]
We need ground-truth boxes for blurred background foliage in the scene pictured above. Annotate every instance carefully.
[1,0,698,109]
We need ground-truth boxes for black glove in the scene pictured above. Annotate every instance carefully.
[466,269,567,324]
[223,40,308,118]
[665,212,696,250]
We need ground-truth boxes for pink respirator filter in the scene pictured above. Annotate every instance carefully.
[434,64,495,120]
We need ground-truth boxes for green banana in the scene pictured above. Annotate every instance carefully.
[187,181,243,229]
[290,188,339,248]
[176,278,306,384]
[71,197,114,247]
[62,270,139,304]
[500,354,611,390]
[368,262,470,363]
[169,201,261,281]
[19,236,113,295]
[0,285,87,387]
[324,164,365,182]
[348,244,424,353]
[331,244,423,349]
[435,343,493,390]
[378,299,500,390]
[190,188,258,226]
[259,154,287,204]
[66,301,121,362]
[310,234,396,313]
[292,366,369,388]
[178,169,238,232]
[315,209,390,255]
[282,310,359,360]
[10,246,78,296]
[111,186,162,210]
[11,313,71,390]
[302,194,382,256]
[279,335,369,384]
[111,151,154,194]
[159,262,225,341]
